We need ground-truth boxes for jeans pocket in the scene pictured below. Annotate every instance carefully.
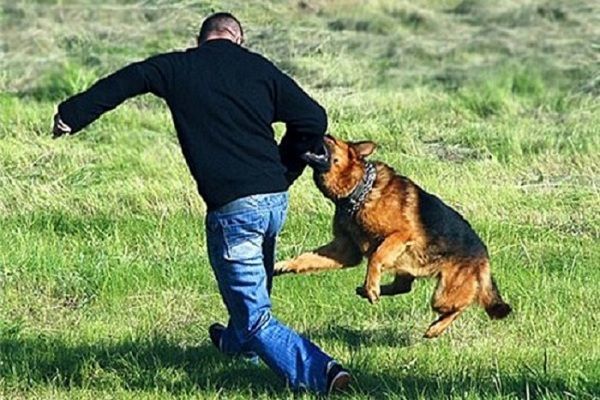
[219,212,268,262]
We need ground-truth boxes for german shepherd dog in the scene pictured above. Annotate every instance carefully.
[275,135,511,338]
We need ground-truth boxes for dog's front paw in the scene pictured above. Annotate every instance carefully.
[357,284,380,304]
[274,260,294,276]
[366,287,380,304]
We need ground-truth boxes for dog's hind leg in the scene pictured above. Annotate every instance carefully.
[274,235,362,275]
[424,262,478,338]
[424,310,462,339]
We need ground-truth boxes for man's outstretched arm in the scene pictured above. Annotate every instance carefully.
[54,55,173,136]
[273,72,327,185]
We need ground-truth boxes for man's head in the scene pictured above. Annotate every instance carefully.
[198,12,244,46]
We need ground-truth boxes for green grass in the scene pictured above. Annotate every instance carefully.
[1,0,599,399]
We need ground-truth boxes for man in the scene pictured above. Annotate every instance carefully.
[52,12,349,395]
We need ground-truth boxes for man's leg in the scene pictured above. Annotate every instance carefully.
[209,221,275,356]
[205,192,342,393]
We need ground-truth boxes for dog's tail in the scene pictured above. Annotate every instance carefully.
[478,261,512,319]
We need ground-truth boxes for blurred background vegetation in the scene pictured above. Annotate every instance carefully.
[1,0,599,96]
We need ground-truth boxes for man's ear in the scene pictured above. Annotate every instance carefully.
[352,141,377,158]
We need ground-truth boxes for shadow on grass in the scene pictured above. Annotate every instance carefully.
[0,334,282,395]
[0,333,597,398]
[304,324,413,350]
[348,369,599,400]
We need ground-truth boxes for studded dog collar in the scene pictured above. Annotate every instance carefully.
[335,161,377,218]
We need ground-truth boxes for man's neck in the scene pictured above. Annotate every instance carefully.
[200,34,237,46]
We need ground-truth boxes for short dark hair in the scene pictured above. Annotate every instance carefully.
[198,12,243,43]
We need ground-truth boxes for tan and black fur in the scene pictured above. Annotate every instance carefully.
[275,135,511,338]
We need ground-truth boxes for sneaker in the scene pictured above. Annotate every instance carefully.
[326,361,351,394]
[208,322,225,351]
[208,322,259,365]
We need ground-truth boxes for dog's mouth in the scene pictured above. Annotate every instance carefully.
[301,137,332,173]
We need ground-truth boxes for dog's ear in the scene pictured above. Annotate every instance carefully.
[352,141,376,158]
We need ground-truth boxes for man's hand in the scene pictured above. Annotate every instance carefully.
[52,113,72,138]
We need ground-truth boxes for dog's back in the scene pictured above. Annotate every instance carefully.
[417,186,487,260]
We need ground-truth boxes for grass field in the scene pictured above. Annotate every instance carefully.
[1,0,599,398]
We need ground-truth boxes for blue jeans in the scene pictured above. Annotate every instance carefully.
[205,191,333,393]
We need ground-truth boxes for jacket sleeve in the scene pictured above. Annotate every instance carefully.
[273,71,327,185]
[57,54,173,134]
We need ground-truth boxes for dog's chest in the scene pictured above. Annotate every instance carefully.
[336,206,432,271]
[335,208,382,255]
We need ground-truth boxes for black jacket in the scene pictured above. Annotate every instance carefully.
[58,39,326,210]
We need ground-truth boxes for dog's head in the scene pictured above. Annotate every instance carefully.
[302,135,376,200]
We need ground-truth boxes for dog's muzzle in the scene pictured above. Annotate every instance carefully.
[301,143,330,173]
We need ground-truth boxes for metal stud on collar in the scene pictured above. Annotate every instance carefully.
[336,161,377,218]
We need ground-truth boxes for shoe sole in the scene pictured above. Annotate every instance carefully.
[329,371,351,393]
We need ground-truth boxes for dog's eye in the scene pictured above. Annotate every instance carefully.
[333,158,339,164]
